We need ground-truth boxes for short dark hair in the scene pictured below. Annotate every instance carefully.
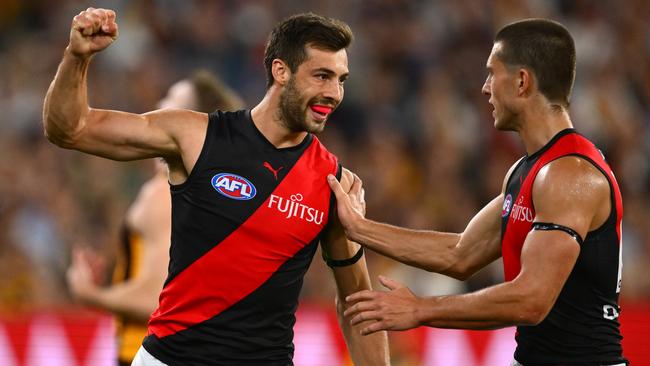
[263,13,353,88]
[190,70,245,113]
[495,18,576,107]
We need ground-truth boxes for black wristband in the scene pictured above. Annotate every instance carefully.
[322,246,364,268]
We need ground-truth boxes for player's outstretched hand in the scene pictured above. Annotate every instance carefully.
[344,275,422,335]
[69,7,118,58]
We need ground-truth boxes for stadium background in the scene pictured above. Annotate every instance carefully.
[1,0,649,364]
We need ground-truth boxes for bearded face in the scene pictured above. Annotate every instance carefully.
[278,75,339,134]
[274,47,348,134]
[278,76,309,132]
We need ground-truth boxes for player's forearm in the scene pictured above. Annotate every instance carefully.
[43,48,92,147]
[331,260,390,365]
[82,281,159,322]
[417,281,547,330]
[349,218,462,276]
[337,295,389,365]
[338,311,389,365]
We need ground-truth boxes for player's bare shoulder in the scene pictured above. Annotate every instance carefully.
[146,108,209,183]
[534,156,610,200]
[533,155,611,230]
[143,109,208,152]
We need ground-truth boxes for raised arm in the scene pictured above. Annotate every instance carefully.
[43,8,206,177]
[320,169,389,365]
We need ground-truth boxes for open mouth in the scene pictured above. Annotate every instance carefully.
[310,105,333,119]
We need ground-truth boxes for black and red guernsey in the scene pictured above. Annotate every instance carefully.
[143,110,340,365]
[501,129,627,364]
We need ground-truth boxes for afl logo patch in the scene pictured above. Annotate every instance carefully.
[502,194,513,217]
[211,173,257,200]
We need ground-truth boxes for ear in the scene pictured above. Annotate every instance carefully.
[517,68,534,97]
[271,59,291,86]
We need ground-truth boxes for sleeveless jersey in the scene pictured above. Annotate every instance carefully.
[501,129,626,364]
[113,225,148,365]
[143,110,340,365]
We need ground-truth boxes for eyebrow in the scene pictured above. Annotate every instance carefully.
[314,67,349,80]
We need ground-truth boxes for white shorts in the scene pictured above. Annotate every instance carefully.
[131,346,168,366]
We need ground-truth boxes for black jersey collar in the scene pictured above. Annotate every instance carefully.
[247,110,313,152]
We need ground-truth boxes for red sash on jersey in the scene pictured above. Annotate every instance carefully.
[501,132,623,281]
[148,137,337,338]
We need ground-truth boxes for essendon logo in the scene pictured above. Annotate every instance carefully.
[502,194,513,217]
[211,173,257,200]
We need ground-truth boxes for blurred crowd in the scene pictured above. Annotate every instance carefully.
[1,0,649,316]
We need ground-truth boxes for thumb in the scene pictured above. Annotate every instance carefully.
[379,275,404,291]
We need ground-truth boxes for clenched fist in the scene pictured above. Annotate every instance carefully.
[68,8,118,58]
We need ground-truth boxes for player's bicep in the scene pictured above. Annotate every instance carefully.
[321,166,362,257]
[513,157,611,320]
[320,167,370,290]
[532,156,610,239]
[451,157,524,273]
[72,108,202,161]
[452,194,503,277]
[320,205,362,262]
[514,228,580,322]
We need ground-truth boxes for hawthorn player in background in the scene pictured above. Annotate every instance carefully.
[329,18,627,365]
[65,70,244,366]
[44,7,389,366]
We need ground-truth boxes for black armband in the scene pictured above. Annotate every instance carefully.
[322,246,364,268]
[532,222,584,246]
